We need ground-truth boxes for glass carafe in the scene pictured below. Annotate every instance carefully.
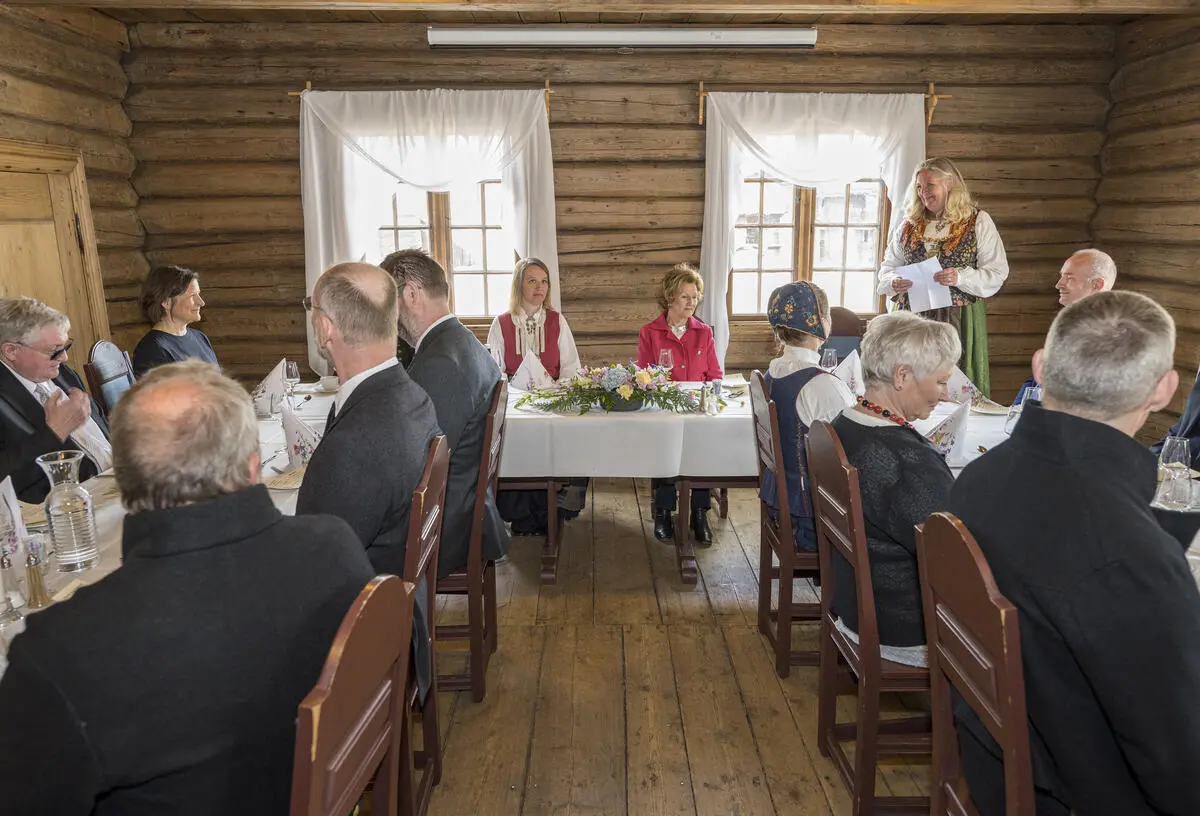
[36,451,98,573]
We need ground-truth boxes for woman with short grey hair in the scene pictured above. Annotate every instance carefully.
[827,311,961,667]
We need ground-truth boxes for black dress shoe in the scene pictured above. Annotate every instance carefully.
[653,509,675,542]
[692,508,713,545]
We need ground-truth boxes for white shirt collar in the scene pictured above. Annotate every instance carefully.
[414,313,456,355]
[767,346,821,379]
[335,357,398,417]
[1,361,42,398]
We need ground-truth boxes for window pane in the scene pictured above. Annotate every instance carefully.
[377,228,427,261]
[761,227,794,271]
[483,181,507,226]
[736,181,762,226]
[762,181,794,226]
[453,273,486,316]
[451,229,484,272]
[760,272,792,312]
[846,227,880,269]
[731,272,759,314]
[813,271,844,307]
[816,183,846,224]
[391,185,429,227]
[848,182,881,225]
[486,273,510,317]
[448,179,483,226]
[485,229,517,271]
[843,271,876,313]
[815,227,846,268]
[732,227,761,271]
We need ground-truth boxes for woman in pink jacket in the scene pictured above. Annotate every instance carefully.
[637,263,723,545]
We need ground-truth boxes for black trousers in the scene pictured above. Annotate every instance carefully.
[651,479,711,513]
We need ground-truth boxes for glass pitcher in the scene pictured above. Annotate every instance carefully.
[36,451,99,573]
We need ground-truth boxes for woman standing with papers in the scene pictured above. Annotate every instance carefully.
[876,157,1009,395]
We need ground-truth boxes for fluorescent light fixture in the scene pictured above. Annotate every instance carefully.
[427,26,818,49]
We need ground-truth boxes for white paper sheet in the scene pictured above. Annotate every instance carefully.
[830,350,866,397]
[281,400,322,471]
[252,358,287,416]
[509,350,554,392]
[897,257,952,314]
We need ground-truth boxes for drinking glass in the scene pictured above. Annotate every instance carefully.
[1158,436,1194,510]
[658,349,674,373]
[284,360,301,406]
[821,349,839,370]
[1003,385,1042,435]
[0,502,24,628]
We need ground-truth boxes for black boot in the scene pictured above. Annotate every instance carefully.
[692,507,712,545]
[654,508,675,542]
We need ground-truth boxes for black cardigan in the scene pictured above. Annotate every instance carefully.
[829,413,954,648]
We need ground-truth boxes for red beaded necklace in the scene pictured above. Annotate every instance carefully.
[858,397,914,430]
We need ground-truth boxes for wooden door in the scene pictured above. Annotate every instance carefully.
[0,137,110,374]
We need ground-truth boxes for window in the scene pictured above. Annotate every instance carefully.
[377,178,515,318]
[728,170,887,317]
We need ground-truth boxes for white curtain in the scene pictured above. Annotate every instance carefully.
[698,92,926,365]
[300,89,559,371]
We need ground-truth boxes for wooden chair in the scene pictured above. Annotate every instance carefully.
[400,434,450,816]
[825,306,865,360]
[436,379,507,702]
[806,421,930,815]
[750,370,821,678]
[917,512,1033,816]
[290,575,417,816]
[83,339,135,416]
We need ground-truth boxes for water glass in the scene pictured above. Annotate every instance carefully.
[1158,436,1194,510]
[821,349,839,370]
[658,349,674,373]
[1003,385,1042,435]
[284,360,301,405]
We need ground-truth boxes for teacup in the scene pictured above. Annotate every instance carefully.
[319,375,339,392]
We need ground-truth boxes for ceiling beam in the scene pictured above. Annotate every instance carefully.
[27,1,1200,14]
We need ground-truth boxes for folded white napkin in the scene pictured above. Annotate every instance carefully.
[252,358,287,416]
[510,350,554,392]
[0,477,26,548]
[917,401,970,466]
[830,350,865,397]
[281,400,322,471]
[947,365,1008,413]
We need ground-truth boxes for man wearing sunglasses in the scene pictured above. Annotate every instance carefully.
[0,297,111,502]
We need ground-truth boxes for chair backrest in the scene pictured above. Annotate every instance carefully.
[467,379,508,571]
[917,512,1034,816]
[749,370,795,546]
[403,434,450,586]
[83,339,135,415]
[290,576,417,816]
[829,306,864,337]
[804,421,883,665]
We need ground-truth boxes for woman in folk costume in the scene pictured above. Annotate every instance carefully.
[875,157,1009,395]
[487,257,581,384]
[761,281,855,552]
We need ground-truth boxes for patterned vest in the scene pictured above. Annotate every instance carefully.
[893,209,980,310]
[498,310,562,379]
[759,367,826,548]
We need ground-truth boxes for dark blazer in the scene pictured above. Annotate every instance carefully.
[296,361,441,697]
[0,485,375,815]
[408,317,509,578]
[0,362,108,503]
[1152,369,1200,469]
[949,403,1200,816]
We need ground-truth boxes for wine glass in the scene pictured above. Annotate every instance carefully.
[284,360,301,407]
[1003,386,1042,436]
[1158,436,1194,510]
[658,349,674,374]
[820,349,839,370]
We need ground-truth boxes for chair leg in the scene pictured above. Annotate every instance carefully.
[424,687,442,787]
[775,550,794,679]
[853,681,882,816]
[485,564,499,657]
[397,704,418,816]
[817,620,839,759]
[469,575,486,703]
[717,488,729,518]
[757,529,773,640]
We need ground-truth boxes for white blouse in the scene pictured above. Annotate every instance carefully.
[767,347,855,427]
[486,307,582,383]
[876,210,1010,300]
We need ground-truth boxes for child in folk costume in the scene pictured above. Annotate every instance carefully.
[761,281,855,551]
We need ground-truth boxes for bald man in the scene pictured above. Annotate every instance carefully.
[0,361,375,814]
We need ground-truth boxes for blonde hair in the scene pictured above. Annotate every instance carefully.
[509,257,552,315]
[657,263,704,312]
[905,157,976,225]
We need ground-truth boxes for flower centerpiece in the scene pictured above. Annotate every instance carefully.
[515,362,702,414]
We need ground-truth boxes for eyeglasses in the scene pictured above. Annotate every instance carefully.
[17,341,72,360]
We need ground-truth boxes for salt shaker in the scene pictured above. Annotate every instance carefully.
[24,534,51,610]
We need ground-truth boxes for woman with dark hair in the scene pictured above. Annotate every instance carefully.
[131,265,218,377]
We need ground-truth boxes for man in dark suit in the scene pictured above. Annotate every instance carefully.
[297,262,440,695]
[0,297,111,502]
[382,249,509,577]
[0,360,375,814]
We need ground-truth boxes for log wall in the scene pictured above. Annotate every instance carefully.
[122,22,1114,391]
[0,7,145,339]
[1096,15,1200,441]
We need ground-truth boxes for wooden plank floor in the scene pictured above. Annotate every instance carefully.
[427,479,929,816]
